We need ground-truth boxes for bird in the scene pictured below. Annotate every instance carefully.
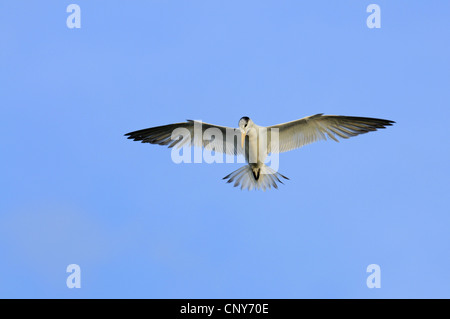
[125,114,395,191]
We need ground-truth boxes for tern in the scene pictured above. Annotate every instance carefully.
[125,114,394,190]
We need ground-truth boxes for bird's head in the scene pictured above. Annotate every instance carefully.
[238,116,254,147]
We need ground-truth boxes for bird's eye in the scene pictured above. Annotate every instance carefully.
[244,124,247,127]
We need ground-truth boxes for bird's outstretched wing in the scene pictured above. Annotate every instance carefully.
[267,114,395,153]
[125,120,244,156]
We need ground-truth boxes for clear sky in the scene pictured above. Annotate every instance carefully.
[1,1,449,298]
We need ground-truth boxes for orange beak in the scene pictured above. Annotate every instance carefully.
[241,132,246,148]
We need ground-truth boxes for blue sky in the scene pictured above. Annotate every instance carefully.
[0,1,449,298]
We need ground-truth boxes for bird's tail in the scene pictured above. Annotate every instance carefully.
[223,164,289,191]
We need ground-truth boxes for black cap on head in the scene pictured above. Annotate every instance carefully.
[240,116,250,122]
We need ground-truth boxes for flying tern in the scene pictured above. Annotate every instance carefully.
[125,114,394,190]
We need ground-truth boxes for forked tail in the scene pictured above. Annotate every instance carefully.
[223,164,289,191]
